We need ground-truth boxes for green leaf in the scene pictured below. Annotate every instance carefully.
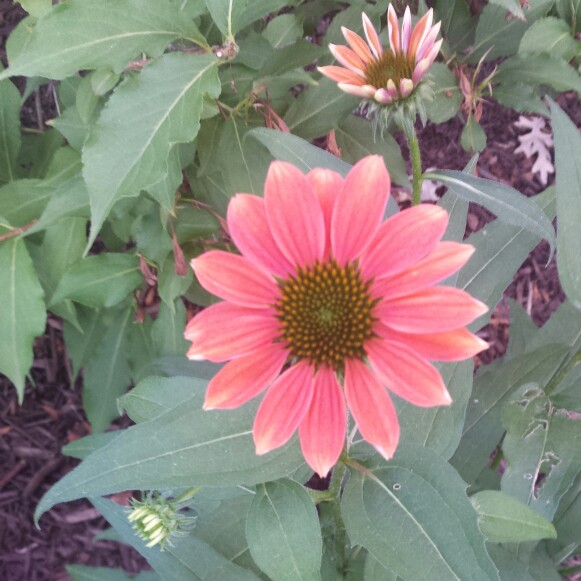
[506,300,538,358]
[426,170,556,256]
[83,306,132,432]
[493,83,547,117]
[83,52,220,248]
[363,553,398,581]
[90,69,120,96]
[471,491,557,543]
[264,14,303,48]
[151,300,189,358]
[342,446,499,581]
[247,128,351,176]
[501,386,581,520]
[62,306,105,377]
[18,0,52,17]
[426,62,463,124]
[488,0,525,19]
[1,0,207,80]
[284,79,358,140]
[495,54,581,93]
[0,79,22,184]
[549,98,581,308]
[92,497,260,581]
[35,396,305,521]
[0,179,47,227]
[62,432,121,460]
[434,0,475,53]
[335,116,410,188]
[118,375,206,423]
[67,564,159,581]
[458,188,556,330]
[246,479,322,581]
[51,253,142,309]
[450,344,568,483]
[0,238,46,402]
[556,0,581,32]
[519,17,578,59]
[461,114,487,153]
[204,0,286,38]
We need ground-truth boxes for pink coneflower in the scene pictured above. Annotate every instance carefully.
[184,156,487,478]
[318,4,442,105]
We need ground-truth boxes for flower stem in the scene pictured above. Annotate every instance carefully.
[404,124,423,206]
[329,462,348,576]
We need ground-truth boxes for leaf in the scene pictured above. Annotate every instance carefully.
[493,83,547,117]
[0,238,46,402]
[426,170,556,257]
[519,17,578,60]
[247,128,351,176]
[67,564,159,581]
[450,344,568,484]
[549,99,581,308]
[461,114,487,153]
[434,0,475,52]
[51,253,142,309]
[82,52,220,248]
[1,0,206,80]
[83,305,132,432]
[342,446,499,581]
[0,79,22,184]
[246,479,322,581]
[264,14,303,48]
[62,432,121,460]
[0,179,47,227]
[488,0,525,19]
[334,116,410,188]
[18,0,52,18]
[35,394,305,521]
[204,0,286,39]
[151,300,189,358]
[91,497,260,581]
[284,79,359,140]
[426,63,463,124]
[458,187,556,330]
[118,375,206,424]
[471,491,557,543]
[495,54,581,93]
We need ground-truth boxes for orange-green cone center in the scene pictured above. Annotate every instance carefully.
[364,50,414,90]
[275,260,376,369]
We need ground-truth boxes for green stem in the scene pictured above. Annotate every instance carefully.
[404,124,423,205]
[329,462,348,576]
[545,345,581,398]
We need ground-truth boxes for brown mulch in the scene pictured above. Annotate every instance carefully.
[1,2,580,579]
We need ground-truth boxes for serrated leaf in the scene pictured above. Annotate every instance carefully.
[471,491,557,543]
[0,79,22,184]
[35,393,304,522]
[335,116,410,188]
[550,99,581,308]
[83,306,132,432]
[83,52,219,248]
[247,128,351,176]
[91,497,260,581]
[247,479,322,581]
[51,253,142,308]
[284,79,358,140]
[426,170,556,257]
[204,0,286,39]
[342,446,499,581]
[0,238,46,401]
[1,0,207,80]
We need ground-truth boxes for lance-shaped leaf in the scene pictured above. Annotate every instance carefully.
[0,238,46,402]
[246,480,322,581]
[0,79,21,184]
[92,497,259,581]
[51,253,142,309]
[0,0,206,80]
[83,52,220,248]
[550,99,581,308]
[471,490,556,543]
[342,446,499,581]
[35,392,304,522]
[425,170,555,256]
[247,128,351,176]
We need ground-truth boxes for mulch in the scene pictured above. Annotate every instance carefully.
[1,1,579,579]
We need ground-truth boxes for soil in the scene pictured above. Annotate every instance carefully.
[0,1,580,580]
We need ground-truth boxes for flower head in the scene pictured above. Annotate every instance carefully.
[318,5,442,123]
[185,156,487,478]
